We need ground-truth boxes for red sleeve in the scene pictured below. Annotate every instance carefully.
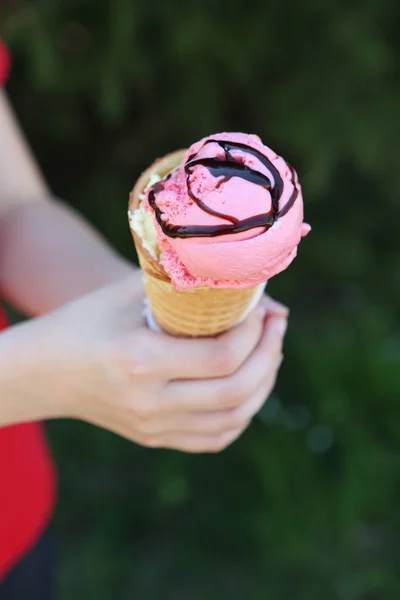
[0,40,11,86]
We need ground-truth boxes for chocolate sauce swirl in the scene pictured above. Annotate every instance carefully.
[148,139,299,239]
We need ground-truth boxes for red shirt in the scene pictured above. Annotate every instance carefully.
[0,40,56,578]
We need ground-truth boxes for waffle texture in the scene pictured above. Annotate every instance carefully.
[129,151,263,337]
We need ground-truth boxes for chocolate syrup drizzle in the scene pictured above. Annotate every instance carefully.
[148,139,299,239]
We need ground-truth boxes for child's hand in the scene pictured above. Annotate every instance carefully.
[8,272,288,452]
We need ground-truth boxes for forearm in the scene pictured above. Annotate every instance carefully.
[0,89,135,315]
[0,317,66,426]
[0,198,134,315]
[0,90,50,210]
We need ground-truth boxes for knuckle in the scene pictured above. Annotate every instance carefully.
[259,343,280,371]
[274,336,284,357]
[205,433,232,453]
[137,418,158,436]
[219,376,249,408]
[208,413,234,434]
[128,350,152,378]
[214,384,237,409]
[113,341,151,379]
[141,434,161,448]
[205,438,225,453]
[268,354,281,378]
[226,407,247,429]
[272,325,286,349]
[122,333,155,379]
[213,341,242,376]
[134,397,157,420]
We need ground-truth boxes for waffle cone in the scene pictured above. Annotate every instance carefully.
[129,151,263,337]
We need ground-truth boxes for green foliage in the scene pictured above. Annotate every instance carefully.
[3,0,400,598]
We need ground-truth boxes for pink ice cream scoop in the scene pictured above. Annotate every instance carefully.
[143,132,310,291]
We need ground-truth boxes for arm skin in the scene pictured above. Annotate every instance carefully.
[0,89,288,453]
[0,89,134,316]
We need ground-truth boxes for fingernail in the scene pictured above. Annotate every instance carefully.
[273,317,288,336]
[263,296,290,317]
[266,306,289,319]
[276,302,290,317]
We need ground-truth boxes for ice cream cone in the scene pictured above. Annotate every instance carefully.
[128,151,265,337]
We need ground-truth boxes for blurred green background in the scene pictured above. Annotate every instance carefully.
[2,0,400,598]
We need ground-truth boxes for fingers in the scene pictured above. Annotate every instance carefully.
[92,314,285,453]
[228,361,282,423]
[88,408,247,453]
[139,370,280,452]
[93,381,275,454]
[143,386,270,437]
[260,294,289,318]
[164,314,287,412]
[148,427,246,454]
[143,303,266,380]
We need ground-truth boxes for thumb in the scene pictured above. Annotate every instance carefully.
[259,294,290,318]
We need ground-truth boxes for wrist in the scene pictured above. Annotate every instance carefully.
[0,316,70,426]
